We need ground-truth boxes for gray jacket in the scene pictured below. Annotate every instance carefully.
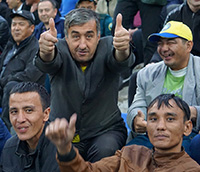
[127,54,200,132]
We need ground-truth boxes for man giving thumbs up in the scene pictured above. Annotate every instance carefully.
[34,8,135,162]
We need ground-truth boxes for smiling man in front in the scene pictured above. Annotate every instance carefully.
[45,94,200,171]
[0,82,59,171]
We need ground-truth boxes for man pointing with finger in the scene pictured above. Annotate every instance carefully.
[34,8,135,162]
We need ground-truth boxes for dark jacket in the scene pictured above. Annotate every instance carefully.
[165,1,200,57]
[57,145,200,172]
[0,34,45,89]
[34,36,135,141]
[0,16,10,54]
[34,14,65,39]
[151,2,200,63]
[0,122,60,172]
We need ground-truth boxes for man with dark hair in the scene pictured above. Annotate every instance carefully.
[34,0,65,39]
[127,20,200,154]
[0,82,59,171]
[76,0,113,37]
[5,0,30,26]
[0,10,45,132]
[45,94,200,171]
[34,8,135,162]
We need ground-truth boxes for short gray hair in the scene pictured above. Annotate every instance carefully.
[64,8,100,37]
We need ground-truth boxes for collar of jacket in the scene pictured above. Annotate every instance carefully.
[151,147,185,167]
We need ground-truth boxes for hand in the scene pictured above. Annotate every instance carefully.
[39,18,58,62]
[113,13,130,61]
[45,113,77,155]
[128,28,138,39]
[189,106,197,126]
[133,110,147,133]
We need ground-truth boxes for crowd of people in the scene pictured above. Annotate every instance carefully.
[0,0,200,171]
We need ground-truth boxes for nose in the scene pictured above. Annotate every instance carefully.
[156,118,166,131]
[159,43,169,51]
[79,37,87,49]
[17,111,26,123]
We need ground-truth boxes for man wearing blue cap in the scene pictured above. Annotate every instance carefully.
[127,20,200,154]
[0,10,45,132]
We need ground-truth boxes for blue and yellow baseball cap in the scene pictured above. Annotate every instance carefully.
[148,21,193,42]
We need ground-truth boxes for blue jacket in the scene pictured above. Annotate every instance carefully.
[0,118,10,158]
[34,14,65,39]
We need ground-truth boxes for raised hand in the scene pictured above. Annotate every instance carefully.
[133,110,147,133]
[39,18,58,61]
[113,13,130,52]
[45,113,77,155]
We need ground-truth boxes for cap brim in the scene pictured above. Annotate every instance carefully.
[148,33,179,42]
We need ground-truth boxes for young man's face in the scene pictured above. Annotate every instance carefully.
[65,19,100,66]
[11,16,34,45]
[77,1,96,11]
[147,99,192,153]
[9,92,49,149]
[157,38,193,71]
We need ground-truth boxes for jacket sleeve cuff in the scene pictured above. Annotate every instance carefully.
[57,145,76,162]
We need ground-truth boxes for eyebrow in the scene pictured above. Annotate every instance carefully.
[71,30,94,34]
[147,112,178,117]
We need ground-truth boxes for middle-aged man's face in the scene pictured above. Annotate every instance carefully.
[77,1,96,11]
[65,19,100,65]
[157,37,193,70]
[9,92,49,149]
[187,0,200,12]
[147,99,192,153]
[6,0,20,10]
[11,16,34,45]
[38,1,57,26]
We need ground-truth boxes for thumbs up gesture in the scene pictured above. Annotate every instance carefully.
[133,110,147,133]
[113,13,130,61]
[39,18,58,61]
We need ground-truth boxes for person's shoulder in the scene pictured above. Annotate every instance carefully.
[139,61,165,75]
[180,151,200,171]
[120,145,152,160]
[3,135,18,149]
[99,36,113,43]
[35,22,44,30]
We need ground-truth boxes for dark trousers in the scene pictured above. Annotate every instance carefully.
[73,130,127,162]
[113,0,163,65]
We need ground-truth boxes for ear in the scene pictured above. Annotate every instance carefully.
[183,120,193,136]
[43,107,50,122]
[186,41,193,52]
[54,8,58,17]
[30,24,35,33]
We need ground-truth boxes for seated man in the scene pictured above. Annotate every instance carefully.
[127,21,200,154]
[34,8,134,162]
[45,94,200,171]
[34,0,65,39]
[0,10,45,131]
[76,0,112,37]
[0,82,59,171]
